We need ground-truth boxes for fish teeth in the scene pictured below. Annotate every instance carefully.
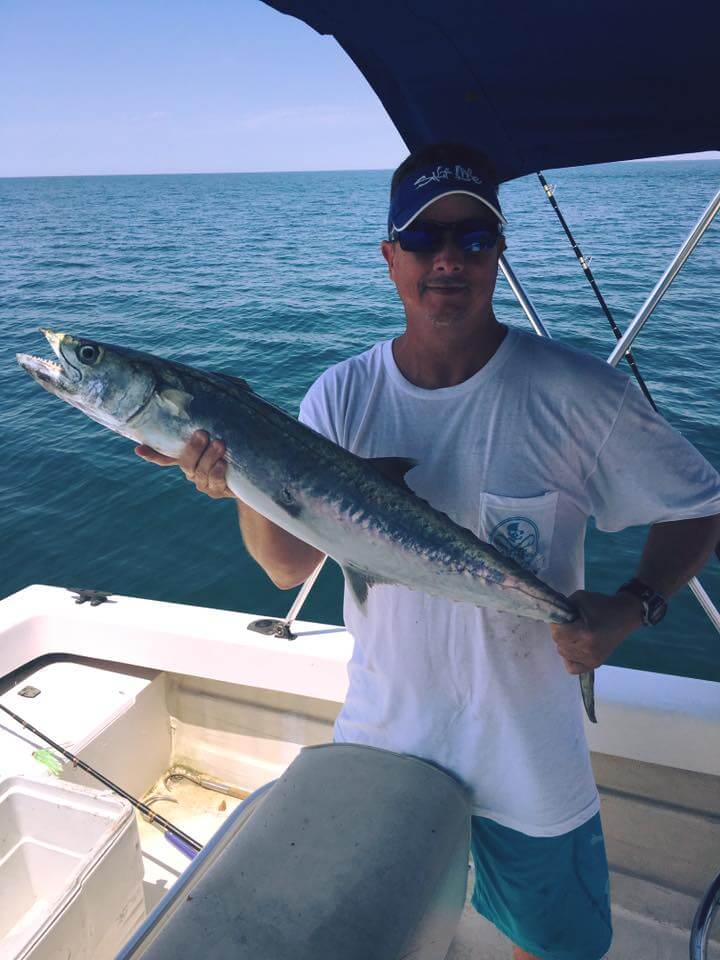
[27,354,62,371]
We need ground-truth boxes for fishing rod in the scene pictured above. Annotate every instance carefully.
[537,172,658,410]
[537,171,720,564]
[0,700,203,858]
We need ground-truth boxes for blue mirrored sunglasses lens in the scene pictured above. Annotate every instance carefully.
[396,220,499,252]
[396,225,442,251]
[460,230,498,252]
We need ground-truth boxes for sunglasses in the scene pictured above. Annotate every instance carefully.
[391,219,502,253]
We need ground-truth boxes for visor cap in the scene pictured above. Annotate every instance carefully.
[388,150,505,237]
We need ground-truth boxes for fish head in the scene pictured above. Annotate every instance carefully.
[17,329,157,433]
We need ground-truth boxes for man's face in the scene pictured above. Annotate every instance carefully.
[381,193,506,335]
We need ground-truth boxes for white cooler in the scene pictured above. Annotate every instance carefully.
[0,776,146,960]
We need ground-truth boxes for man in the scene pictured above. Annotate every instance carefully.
[136,144,720,960]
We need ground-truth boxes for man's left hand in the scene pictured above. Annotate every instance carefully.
[550,590,644,675]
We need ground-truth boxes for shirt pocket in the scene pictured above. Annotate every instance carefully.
[479,491,559,578]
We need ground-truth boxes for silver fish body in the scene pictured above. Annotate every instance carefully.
[17,331,595,721]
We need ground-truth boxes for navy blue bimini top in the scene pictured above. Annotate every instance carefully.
[262,0,719,182]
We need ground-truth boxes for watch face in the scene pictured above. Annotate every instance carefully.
[646,595,667,626]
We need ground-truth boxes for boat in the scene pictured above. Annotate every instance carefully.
[1,582,719,959]
[2,1,720,957]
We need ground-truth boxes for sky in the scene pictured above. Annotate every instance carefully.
[1,0,718,179]
[0,0,406,178]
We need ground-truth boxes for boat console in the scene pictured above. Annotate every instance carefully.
[118,743,472,960]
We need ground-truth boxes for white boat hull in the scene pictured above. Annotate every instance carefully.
[0,585,718,959]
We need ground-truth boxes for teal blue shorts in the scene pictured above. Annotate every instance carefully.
[470,812,612,960]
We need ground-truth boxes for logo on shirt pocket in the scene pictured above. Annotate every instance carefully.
[481,491,558,577]
[489,515,540,570]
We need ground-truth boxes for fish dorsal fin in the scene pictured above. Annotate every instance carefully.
[365,456,418,492]
[208,371,252,391]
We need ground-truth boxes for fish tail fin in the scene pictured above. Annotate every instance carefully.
[580,671,596,723]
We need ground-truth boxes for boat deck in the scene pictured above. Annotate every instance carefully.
[137,770,246,912]
[1,585,719,958]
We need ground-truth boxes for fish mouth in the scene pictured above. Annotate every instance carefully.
[16,329,80,393]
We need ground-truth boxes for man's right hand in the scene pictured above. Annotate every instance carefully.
[135,430,235,500]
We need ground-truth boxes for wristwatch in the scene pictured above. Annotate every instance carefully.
[617,578,668,626]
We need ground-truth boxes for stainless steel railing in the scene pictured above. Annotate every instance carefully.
[257,186,720,643]
[690,869,720,960]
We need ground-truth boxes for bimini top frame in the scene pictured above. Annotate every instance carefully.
[607,189,720,367]
[258,181,720,645]
[506,181,720,637]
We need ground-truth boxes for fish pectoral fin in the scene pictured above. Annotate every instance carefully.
[341,566,388,612]
[156,388,193,419]
[365,456,418,492]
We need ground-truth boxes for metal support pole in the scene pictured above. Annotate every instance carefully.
[252,195,720,645]
[285,556,327,622]
[248,557,327,640]
[500,250,720,636]
[499,255,550,337]
[686,576,720,634]
[690,868,720,960]
[603,185,720,624]
[607,187,720,368]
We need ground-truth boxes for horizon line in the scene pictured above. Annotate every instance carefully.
[0,166,395,181]
[2,155,720,182]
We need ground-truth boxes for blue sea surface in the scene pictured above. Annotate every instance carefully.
[2,161,719,680]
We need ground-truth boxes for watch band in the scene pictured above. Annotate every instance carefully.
[617,578,668,627]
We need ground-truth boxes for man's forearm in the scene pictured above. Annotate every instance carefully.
[634,514,720,597]
[236,500,325,589]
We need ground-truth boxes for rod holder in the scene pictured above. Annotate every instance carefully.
[248,556,327,640]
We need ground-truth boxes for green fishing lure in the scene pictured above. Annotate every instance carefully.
[33,748,63,776]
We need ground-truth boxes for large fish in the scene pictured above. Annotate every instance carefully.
[17,330,595,721]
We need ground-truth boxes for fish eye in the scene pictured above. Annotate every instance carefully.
[78,344,101,365]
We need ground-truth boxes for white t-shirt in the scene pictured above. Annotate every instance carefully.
[298,325,720,836]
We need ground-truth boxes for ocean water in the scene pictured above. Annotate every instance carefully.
[2,161,719,681]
